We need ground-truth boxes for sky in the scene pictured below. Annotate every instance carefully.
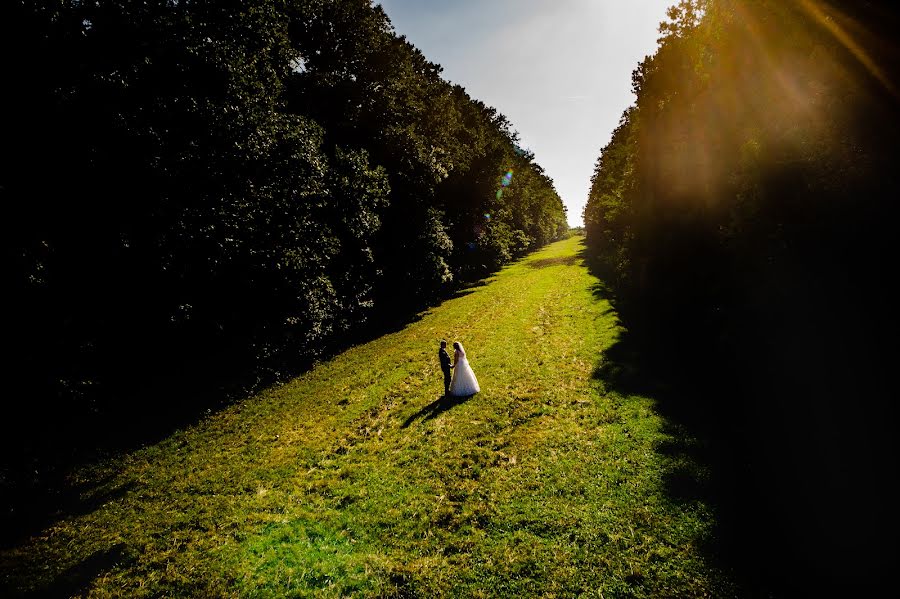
[377,0,673,226]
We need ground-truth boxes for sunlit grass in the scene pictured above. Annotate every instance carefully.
[0,236,736,597]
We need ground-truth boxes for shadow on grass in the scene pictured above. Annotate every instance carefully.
[1,478,136,551]
[584,248,898,598]
[402,393,476,428]
[3,543,136,599]
[447,277,493,300]
[592,320,779,596]
[0,362,267,550]
[527,255,580,269]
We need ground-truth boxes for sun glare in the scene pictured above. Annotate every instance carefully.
[648,0,898,206]
[797,0,898,99]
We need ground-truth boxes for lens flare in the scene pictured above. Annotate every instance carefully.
[797,0,898,98]
[645,1,895,206]
[488,168,513,234]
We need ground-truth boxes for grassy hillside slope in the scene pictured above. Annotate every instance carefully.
[1,236,736,597]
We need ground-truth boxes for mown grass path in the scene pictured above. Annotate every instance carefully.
[1,236,736,597]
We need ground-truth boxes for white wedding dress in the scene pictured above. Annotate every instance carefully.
[449,345,480,396]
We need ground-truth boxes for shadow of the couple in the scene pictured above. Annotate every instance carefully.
[402,393,475,428]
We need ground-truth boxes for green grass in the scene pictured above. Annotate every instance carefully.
[1,236,737,597]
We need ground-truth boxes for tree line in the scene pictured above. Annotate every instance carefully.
[583,0,898,594]
[1,0,567,495]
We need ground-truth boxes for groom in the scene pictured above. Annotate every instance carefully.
[438,340,453,396]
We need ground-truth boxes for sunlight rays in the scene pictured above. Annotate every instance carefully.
[797,0,899,99]
[730,1,812,114]
[649,0,898,207]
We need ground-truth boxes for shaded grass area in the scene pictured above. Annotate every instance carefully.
[582,249,899,597]
[1,236,739,597]
[0,280,444,550]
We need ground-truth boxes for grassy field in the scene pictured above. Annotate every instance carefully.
[1,236,737,597]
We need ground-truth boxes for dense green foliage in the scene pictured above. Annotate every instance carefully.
[2,0,566,473]
[583,0,898,594]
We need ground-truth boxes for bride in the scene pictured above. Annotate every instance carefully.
[449,342,480,396]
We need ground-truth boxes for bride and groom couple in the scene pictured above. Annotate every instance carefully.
[438,340,481,397]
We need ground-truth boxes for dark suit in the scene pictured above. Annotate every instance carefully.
[439,347,453,395]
